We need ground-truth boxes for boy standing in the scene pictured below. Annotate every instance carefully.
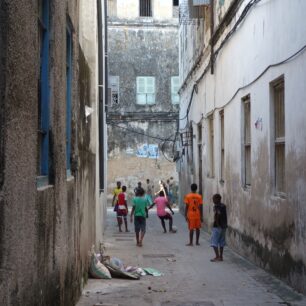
[130,188,149,247]
[184,183,203,246]
[116,186,129,232]
[148,190,175,233]
[210,194,228,262]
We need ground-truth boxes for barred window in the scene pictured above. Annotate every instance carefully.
[109,76,119,105]
[140,0,152,17]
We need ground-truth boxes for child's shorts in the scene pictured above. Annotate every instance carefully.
[210,227,226,247]
[158,213,172,221]
[134,216,146,233]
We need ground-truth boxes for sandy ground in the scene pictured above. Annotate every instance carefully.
[76,208,306,306]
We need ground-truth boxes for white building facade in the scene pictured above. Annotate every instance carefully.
[178,0,306,293]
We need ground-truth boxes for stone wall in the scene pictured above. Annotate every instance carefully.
[107,17,179,201]
[0,1,102,305]
[178,0,306,294]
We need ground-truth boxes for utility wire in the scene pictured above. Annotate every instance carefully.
[108,122,176,142]
[179,0,306,129]
[179,0,262,127]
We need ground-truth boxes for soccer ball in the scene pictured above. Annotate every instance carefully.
[171,226,177,233]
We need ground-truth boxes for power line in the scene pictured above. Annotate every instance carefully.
[179,0,306,129]
[108,122,176,142]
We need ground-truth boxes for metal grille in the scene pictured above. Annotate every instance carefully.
[140,0,152,17]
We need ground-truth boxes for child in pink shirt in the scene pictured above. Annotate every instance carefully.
[149,191,175,233]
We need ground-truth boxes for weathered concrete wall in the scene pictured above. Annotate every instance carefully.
[107,16,179,199]
[108,19,179,112]
[107,121,179,199]
[179,0,306,294]
[79,0,107,246]
[0,1,103,305]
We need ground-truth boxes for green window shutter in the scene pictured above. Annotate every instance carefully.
[146,77,155,94]
[136,76,155,104]
[137,94,147,104]
[137,77,146,93]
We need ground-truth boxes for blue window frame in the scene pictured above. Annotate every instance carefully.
[38,0,50,178]
[66,24,73,176]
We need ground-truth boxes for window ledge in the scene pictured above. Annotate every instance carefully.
[67,170,74,182]
[243,185,251,192]
[36,176,53,191]
[272,192,286,200]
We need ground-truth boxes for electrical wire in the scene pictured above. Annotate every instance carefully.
[179,0,306,128]
[208,43,306,116]
[108,121,176,142]
[179,0,262,127]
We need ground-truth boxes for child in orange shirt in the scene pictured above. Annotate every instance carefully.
[184,183,203,246]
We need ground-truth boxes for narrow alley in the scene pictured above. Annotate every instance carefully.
[77,208,306,306]
[1,0,306,305]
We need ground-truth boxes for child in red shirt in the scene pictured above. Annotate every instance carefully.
[117,186,129,232]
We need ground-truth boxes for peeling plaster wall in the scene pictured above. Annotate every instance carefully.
[179,0,306,293]
[107,15,179,197]
[0,1,102,305]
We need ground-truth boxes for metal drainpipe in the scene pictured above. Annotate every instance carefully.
[97,0,107,192]
[210,0,214,74]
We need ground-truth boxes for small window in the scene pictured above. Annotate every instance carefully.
[242,96,251,187]
[208,114,214,177]
[109,76,119,105]
[140,0,152,17]
[173,0,179,6]
[272,78,285,194]
[220,110,225,182]
[171,76,180,104]
[136,76,155,105]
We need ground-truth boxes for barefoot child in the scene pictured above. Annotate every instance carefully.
[130,188,149,247]
[210,194,228,262]
[184,183,203,246]
[148,190,175,233]
[116,186,129,232]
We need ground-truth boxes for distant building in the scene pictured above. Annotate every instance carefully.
[0,0,107,305]
[107,0,180,195]
[178,0,306,294]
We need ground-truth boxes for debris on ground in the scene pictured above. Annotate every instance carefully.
[89,249,112,279]
[88,246,163,280]
[143,267,163,276]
